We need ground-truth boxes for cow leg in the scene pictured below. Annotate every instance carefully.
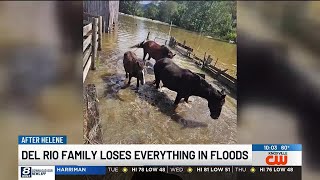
[154,70,160,88]
[136,78,139,88]
[152,64,158,85]
[125,72,128,78]
[128,74,132,85]
[147,55,151,60]
[184,96,190,103]
[174,93,183,105]
[155,78,160,89]
[143,52,147,61]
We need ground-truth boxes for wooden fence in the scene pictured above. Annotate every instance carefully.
[83,13,103,83]
[169,36,237,92]
[154,37,168,45]
[169,37,194,57]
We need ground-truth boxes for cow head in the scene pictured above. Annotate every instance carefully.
[161,45,176,59]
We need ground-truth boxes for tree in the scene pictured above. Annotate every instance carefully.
[171,2,187,26]
[157,1,178,23]
[119,1,237,41]
[119,0,142,16]
[144,3,159,20]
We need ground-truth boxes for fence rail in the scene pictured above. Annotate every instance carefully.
[154,37,168,45]
[168,36,236,92]
[83,14,103,83]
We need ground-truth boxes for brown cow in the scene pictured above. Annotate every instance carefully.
[123,51,145,88]
[131,40,176,62]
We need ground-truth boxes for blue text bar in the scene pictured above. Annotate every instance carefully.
[252,144,302,151]
[18,136,67,144]
[55,166,106,175]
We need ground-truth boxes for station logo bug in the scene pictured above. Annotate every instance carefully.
[20,167,32,178]
[20,166,54,178]
[265,152,288,166]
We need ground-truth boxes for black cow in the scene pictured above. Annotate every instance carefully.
[154,58,226,119]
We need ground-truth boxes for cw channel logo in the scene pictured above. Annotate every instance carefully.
[265,152,288,166]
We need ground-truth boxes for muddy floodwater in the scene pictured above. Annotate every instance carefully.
[85,14,237,144]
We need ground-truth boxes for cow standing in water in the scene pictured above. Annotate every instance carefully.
[123,51,145,89]
[154,58,226,119]
[131,40,176,62]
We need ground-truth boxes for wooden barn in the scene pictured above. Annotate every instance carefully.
[83,1,119,32]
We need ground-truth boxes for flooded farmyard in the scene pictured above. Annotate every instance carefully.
[85,14,237,144]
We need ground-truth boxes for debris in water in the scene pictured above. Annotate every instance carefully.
[178,118,208,128]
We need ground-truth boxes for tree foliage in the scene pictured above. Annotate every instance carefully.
[119,1,237,41]
[119,0,143,16]
[143,3,159,20]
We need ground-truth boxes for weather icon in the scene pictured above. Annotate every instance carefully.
[250,167,256,173]
[122,167,128,173]
[187,167,193,173]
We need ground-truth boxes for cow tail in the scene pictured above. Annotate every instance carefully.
[130,41,145,48]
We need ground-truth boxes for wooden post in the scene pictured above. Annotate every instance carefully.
[169,37,174,47]
[91,18,98,70]
[84,84,103,144]
[168,21,172,37]
[213,58,219,67]
[98,16,102,51]
[103,20,106,33]
[146,32,150,40]
[183,40,186,46]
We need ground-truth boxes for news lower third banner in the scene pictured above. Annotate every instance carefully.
[18,136,302,180]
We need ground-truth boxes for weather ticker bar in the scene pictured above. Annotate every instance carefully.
[88,166,300,179]
[105,166,301,174]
